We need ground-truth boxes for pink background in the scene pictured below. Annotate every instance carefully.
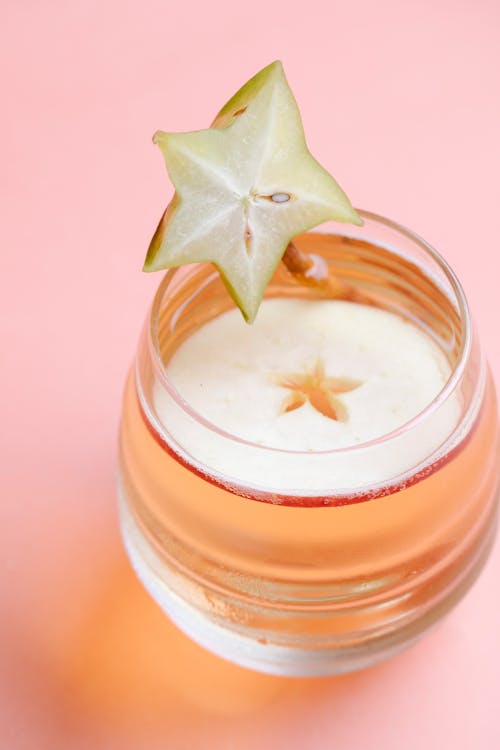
[2,1,500,748]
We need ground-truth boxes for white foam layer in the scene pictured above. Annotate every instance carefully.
[152,299,461,493]
[165,300,451,449]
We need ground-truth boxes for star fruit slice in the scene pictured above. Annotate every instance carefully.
[144,61,362,323]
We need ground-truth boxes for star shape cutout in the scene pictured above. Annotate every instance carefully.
[275,358,362,422]
[144,62,361,322]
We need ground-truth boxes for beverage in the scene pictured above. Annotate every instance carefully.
[118,216,499,675]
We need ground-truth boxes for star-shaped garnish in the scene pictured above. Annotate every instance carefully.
[144,61,362,323]
[275,358,361,422]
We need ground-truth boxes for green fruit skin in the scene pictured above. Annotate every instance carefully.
[144,61,362,323]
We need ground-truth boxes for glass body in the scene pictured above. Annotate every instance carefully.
[118,212,499,676]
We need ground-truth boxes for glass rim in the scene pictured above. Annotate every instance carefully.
[147,209,471,459]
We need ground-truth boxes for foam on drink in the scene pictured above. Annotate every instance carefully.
[150,299,461,494]
[163,299,450,450]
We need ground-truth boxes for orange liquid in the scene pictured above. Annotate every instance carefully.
[119,368,498,645]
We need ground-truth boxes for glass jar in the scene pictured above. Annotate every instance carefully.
[118,211,499,676]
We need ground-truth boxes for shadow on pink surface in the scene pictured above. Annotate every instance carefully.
[1,523,457,750]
